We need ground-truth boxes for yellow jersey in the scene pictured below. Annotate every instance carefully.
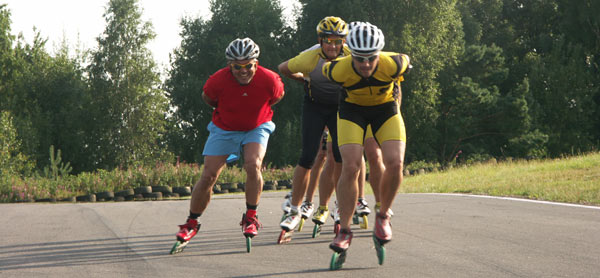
[287,44,351,104]
[322,51,410,106]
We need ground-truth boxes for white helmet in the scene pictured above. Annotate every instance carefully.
[346,22,385,55]
[225,38,260,61]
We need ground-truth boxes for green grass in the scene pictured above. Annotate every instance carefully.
[398,152,600,206]
[2,152,598,206]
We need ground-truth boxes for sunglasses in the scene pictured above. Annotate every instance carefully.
[323,38,344,45]
[231,62,255,70]
[352,54,378,63]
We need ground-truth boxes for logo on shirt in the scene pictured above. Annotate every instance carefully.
[242,92,248,96]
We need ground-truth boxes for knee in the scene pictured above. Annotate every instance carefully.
[385,159,404,174]
[244,160,262,176]
[342,160,362,174]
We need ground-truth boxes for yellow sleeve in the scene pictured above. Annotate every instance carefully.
[287,48,320,76]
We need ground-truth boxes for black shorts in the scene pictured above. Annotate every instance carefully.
[298,96,341,168]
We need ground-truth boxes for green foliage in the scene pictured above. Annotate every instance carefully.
[505,129,549,159]
[1,0,600,179]
[524,37,597,156]
[406,160,441,172]
[86,0,172,170]
[0,111,35,177]
[0,162,292,202]
[42,145,73,180]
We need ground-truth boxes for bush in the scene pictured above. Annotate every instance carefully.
[1,161,293,202]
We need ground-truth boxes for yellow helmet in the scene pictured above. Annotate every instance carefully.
[316,16,348,37]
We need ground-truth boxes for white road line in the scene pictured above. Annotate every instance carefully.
[413,193,600,210]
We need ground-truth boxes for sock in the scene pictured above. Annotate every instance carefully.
[376,202,382,209]
[290,205,299,214]
[188,211,201,220]
[319,205,328,211]
[246,203,258,210]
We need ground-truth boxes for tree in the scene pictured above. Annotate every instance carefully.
[87,0,171,169]
[523,38,597,156]
[0,111,34,177]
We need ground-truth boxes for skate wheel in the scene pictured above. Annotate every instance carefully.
[352,214,359,225]
[298,218,305,232]
[360,215,369,229]
[373,234,386,265]
[329,251,347,270]
[246,237,251,253]
[169,240,188,255]
[277,229,292,244]
[312,224,321,238]
[333,223,340,236]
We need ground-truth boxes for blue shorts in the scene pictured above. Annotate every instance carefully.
[202,121,276,162]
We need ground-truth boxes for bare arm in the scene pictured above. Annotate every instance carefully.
[202,92,217,107]
[269,91,285,106]
[278,60,305,83]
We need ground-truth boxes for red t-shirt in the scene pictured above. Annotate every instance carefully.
[203,65,284,131]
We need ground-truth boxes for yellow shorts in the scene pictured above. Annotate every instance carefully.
[337,101,406,146]
[327,125,374,142]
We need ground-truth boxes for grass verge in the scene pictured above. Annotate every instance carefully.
[399,152,600,206]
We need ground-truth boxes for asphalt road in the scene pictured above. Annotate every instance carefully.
[1,192,599,277]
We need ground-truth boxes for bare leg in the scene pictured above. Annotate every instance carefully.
[317,142,339,207]
[290,166,310,208]
[358,156,366,199]
[305,143,326,203]
[378,140,405,214]
[364,137,384,204]
[190,155,228,214]
[336,144,363,230]
[242,143,266,206]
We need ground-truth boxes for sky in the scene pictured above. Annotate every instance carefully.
[3,0,299,69]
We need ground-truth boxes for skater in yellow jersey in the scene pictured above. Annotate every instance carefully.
[276,16,350,243]
[323,22,411,269]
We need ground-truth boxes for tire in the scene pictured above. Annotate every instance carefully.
[115,189,134,197]
[36,198,57,203]
[173,186,191,196]
[134,186,152,195]
[114,196,125,202]
[76,194,96,202]
[96,191,114,201]
[165,193,180,198]
[143,192,163,200]
[152,186,172,194]
[60,197,76,203]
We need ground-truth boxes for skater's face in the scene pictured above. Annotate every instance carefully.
[229,59,258,85]
[320,35,345,60]
[352,52,380,78]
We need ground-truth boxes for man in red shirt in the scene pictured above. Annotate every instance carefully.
[171,38,285,253]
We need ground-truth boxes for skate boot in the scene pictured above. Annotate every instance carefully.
[329,229,353,270]
[331,202,341,235]
[280,192,292,221]
[353,199,370,229]
[170,218,200,254]
[298,201,314,231]
[278,210,301,244]
[240,213,262,253]
[373,211,392,265]
[375,203,394,216]
[311,206,329,238]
